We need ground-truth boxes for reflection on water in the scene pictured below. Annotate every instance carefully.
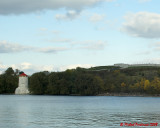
[0,95,160,128]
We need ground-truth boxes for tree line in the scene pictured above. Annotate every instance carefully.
[1,66,160,95]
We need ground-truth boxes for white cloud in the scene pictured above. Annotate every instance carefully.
[150,58,160,64]
[70,40,107,50]
[89,13,105,22]
[39,28,48,32]
[80,40,107,50]
[153,42,160,46]
[0,40,69,54]
[138,0,151,3]
[10,62,55,75]
[58,64,94,71]
[37,47,69,53]
[55,10,80,20]
[0,39,107,54]
[0,40,31,53]
[136,51,151,55]
[0,63,8,74]
[20,62,32,70]
[137,58,160,64]
[152,42,160,51]
[46,38,72,43]
[0,62,94,75]
[0,0,113,15]
[52,30,61,35]
[38,29,62,36]
[122,12,160,38]
[11,62,32,71]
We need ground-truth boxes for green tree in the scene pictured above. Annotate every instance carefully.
[29,72,49,94]
[5,67,14,75]
[0,67,18,94]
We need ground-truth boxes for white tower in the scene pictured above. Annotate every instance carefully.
[15,73,29,94]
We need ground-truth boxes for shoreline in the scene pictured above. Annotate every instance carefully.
[1,93,160,97]
[97,93,160,97]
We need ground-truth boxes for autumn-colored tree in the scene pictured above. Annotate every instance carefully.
[150,77,160,94]
[128,82,141,93]
[121,82,127,92]
[144,80,150,92]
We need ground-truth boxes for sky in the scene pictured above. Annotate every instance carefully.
[1,0,160,74]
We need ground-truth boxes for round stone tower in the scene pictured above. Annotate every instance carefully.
[15,73,29,94]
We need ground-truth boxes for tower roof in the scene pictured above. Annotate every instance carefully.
[19,73,27,77]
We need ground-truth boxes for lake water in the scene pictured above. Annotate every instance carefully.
[0,95,159,128]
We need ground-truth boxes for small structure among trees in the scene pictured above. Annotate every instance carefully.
[15,72,29,95]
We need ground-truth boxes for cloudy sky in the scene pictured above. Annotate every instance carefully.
[0,0,160,74]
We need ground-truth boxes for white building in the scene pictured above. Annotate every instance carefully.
[114,63,160,68]
[114,63,129,68]
[15,73,29,95]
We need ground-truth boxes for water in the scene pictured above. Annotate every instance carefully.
[0,95,159,128]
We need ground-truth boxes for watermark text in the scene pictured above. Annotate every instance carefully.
[120,122,158,127]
